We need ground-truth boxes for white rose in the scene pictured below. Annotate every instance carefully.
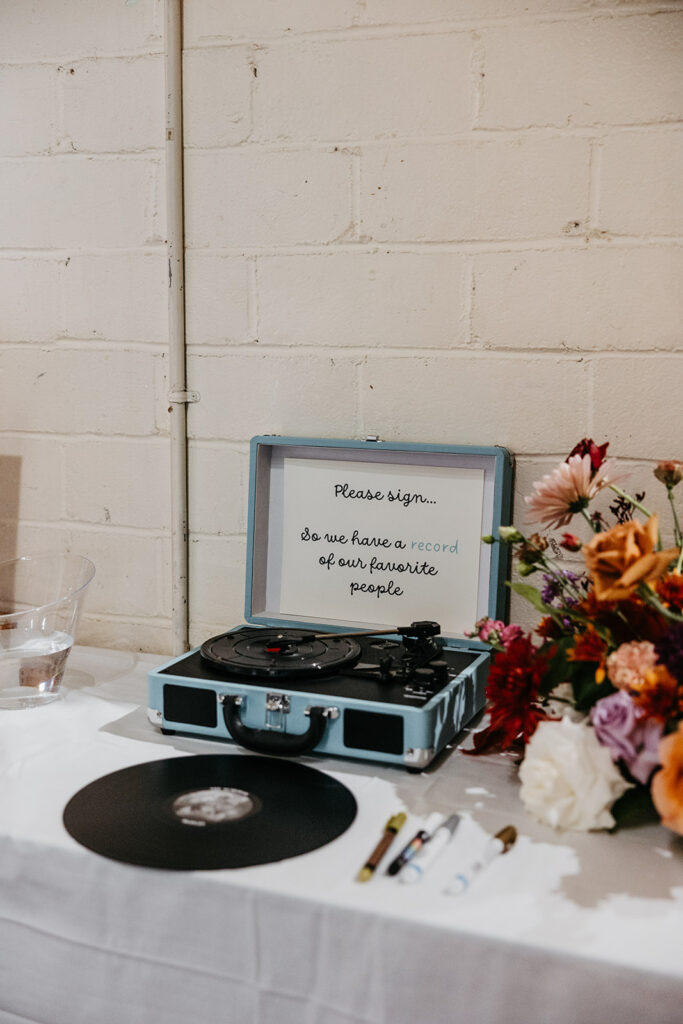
[519,717,632,831]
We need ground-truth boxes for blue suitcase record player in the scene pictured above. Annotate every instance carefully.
[148,436,513,769]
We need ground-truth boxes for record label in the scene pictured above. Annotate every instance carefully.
[63,754,357,871]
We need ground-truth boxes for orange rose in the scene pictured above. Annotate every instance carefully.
[651,722,683,836]
[583,515,679,601]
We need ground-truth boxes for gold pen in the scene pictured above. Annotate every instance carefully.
[356,812,407,882]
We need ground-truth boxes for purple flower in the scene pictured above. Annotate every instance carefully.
[590,690,663,785]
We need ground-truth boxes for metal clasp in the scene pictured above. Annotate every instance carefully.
[265,692,290,731]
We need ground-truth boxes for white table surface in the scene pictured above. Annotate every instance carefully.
[0,646,681,1024]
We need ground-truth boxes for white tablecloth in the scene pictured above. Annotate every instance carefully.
[0,647,681,1024]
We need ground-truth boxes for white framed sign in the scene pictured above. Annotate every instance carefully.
[277,457,485,633]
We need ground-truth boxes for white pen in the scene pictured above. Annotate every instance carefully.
[399,814,460,884]
[444,825,517,896]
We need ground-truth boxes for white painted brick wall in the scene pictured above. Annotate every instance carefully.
[256,253,469,348]
[61,253,167,342]
[185,352,361,440]
[480,14,683,129]
[359,354,592,452]
[0,65,59,156]
[1,348,160,435]
[252,35,473,141]
[472,246,683,350]
[360,138,591,241]
[598,130,683,236]
[184,254,252,344]
[0,258,60,342]
[0,158,156,248]
[182,47,252,148]
[185,149,353,247]
[62,56,165,153]
[2,0,681,653]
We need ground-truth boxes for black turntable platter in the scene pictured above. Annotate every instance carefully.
[201,627,362,679]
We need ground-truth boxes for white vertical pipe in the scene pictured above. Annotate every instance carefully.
[165,0,189,654]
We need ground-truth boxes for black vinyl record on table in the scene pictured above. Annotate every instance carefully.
[63,754,357,871]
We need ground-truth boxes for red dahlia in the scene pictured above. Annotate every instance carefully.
[484,635,549,750]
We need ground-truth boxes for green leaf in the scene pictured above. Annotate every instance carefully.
[610,785,659,830]
[509,582,565,624]
[570,664,614,711]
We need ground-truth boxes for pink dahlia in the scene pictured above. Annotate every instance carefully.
[525,454,618,529]
[606,640,658,692]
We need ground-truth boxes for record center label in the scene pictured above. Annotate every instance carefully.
[170,786,261,826]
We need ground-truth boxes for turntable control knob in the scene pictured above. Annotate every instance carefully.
[430,660,449,684]
[414,667,435,686]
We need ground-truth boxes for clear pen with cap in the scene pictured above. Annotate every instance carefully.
[399,814,461,884]
[444,825,517,897]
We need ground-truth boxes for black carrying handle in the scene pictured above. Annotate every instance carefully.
[221,696,328,757]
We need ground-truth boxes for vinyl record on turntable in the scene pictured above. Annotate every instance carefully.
[200,627,362,679]
[63,754,357,870]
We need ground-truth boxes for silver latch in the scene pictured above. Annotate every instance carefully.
[265,692,290,730]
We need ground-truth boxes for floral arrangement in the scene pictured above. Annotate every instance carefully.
[468,439,683,835]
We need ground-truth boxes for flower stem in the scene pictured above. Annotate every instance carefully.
[580,508,599,532]
[637,584,683,623]
[667,486,682,549]
[608,484,652,520]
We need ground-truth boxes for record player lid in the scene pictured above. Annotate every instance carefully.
[244,436,513,642]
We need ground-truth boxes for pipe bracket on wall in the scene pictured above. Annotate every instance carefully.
[168,390,200,404]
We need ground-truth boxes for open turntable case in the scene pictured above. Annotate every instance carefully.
[148,436,513,768]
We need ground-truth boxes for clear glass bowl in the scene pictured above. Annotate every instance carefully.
[0,553,95,710]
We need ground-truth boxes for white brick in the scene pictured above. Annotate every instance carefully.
[592,355,683,460]
[0,522,72,564]
[188,535,247,635]
[62,57,164,153]
[360,354,590,451]
[182,48,252,148]
[185,149,352,247]
[598,131,683,237]
[257,252,468,348]
[188,442,248,535]
[0,438,63,522]
[72,530,168,619]
[472,247,683,351]
[253,35,472,142]
[184,352,359,440]
[61,252,167,342]
[0,521,166,619]
[0,65,58,156]
[185,255,251,345]
[63,439,170,530]
[480,14,683,128]
[0,348,158,435]
[0,0,158,61]
[0,158,154,248]
[360,138,590,241]
[0,258,60,342]
[77,616,171,655]
[183,1,354,43]
[359,0,589,24]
